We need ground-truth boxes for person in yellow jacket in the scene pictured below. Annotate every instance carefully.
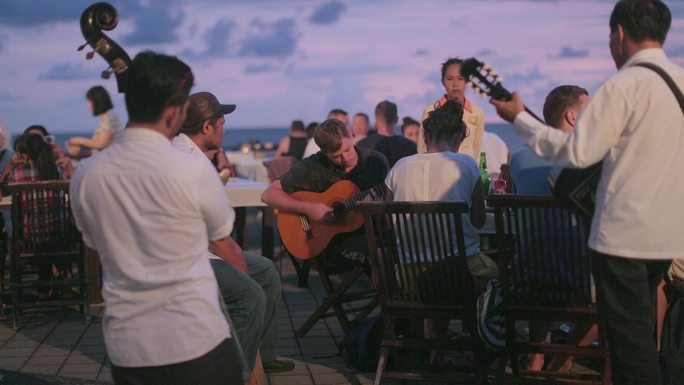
[417,57,484,160]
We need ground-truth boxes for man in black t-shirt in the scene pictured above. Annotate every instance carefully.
[357,100,416,168]
[262,118,388,263]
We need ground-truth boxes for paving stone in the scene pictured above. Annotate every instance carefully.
[0,347,37,358]
[26,355,68,366]
[66,353,106,365]
[21,364,61,375]
[0,357,28,370]
[312,373,351,385]
[269,375,314,385]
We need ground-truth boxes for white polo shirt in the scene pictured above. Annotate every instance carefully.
[70,128,235,367]
[513,48,684,260]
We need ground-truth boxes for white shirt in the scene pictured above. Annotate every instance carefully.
[482,131,509,179]
[70,128,235,367]
[385,152,481,256]
[171,133,227,261]
[513,48,684,260]
[302,137,320,158]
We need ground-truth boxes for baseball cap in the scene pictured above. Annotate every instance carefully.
[183,92,236,128]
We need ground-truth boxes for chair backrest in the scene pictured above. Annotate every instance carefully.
[263,156,298,182]
[488,194,593,307]
[356,201,474,315]
[6,181,82,256]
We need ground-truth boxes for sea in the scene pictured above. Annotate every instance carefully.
[18,122,525,153]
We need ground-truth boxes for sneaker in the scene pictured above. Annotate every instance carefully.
[263,359,295,373]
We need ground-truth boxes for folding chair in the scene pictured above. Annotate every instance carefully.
[357,201,492,385]
[263,156,311,287]
[6,181,90,329]
[488,194,610,385]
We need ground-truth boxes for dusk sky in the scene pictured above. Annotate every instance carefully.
[1,0,683,134]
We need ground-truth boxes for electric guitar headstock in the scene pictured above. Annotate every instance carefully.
[460,57,543,122]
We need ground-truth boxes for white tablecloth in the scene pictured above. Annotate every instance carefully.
[225,177,268,207]
[225,151,271,183]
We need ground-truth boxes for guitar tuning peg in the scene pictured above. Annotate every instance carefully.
[497,76,504,83]
[466,81,473,88]
[490,70,498,77]
[86,51,95,60]
[77,42,89,52]
[483,64,491,70]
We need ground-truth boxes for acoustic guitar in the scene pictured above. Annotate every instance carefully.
[460,57,601,221]
[278,180,386,260]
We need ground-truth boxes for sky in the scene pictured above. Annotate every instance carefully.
[1,0,683,134]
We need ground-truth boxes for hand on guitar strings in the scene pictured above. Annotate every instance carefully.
[305,202,336,223]
[490,91,525,123]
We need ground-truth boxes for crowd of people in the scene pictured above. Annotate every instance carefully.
[0,1,682,384]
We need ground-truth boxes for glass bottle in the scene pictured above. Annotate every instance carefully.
[479,152,491,196]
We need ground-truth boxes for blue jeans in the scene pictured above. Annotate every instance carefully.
[210,252,281,372]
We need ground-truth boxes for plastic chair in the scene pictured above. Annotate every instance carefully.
[6,181,90,329]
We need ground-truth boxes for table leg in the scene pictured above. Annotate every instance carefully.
[262,207,274,260]
[234,207,247,249]
[86,247,102,304]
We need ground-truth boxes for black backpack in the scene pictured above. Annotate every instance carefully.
[338,314,384,371]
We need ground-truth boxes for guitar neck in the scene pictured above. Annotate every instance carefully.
[333,183,386,217]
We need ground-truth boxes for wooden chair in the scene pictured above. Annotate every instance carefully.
[488,194,610,385]
[263,156,310,287]
[6,181,90,329]
[356,201,491,385]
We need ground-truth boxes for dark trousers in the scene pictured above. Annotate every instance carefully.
[111,338,244,385]
[591,250,670,385]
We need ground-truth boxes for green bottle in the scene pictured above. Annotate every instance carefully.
[479,152,491,196]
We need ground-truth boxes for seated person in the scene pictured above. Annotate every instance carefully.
[302,109,349,158]
[400,116,420,144]
[21,125,73,179]
[385,99,498,295]
[174,91,293,375]
[2,133,70,185]
[276,120,308,160]
[358,100,417,168]
[262,118,389,267]
[352,112,370,145]
[510,85,588,195]
[67,86,121,159]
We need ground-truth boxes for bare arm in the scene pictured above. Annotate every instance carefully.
[68,131,113,150]
[275,137,290,158]
[261,179,333,222]
[209,236,248,274]
[470,179,486,228]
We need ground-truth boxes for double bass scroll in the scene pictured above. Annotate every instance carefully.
[78,2,132,93]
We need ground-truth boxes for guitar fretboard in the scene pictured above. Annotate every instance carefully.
[333,184,387,217]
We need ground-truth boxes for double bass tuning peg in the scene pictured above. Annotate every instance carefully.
[77,42,89,51]
[101,67,113,80]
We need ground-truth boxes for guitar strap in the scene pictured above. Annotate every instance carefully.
[632,62,684,113]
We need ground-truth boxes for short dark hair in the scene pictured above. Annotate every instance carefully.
[86,85,114,116]
[610,0,671,44]
[327,109,348,119]
[314,119,350,154]
[423,99,467,145]
[291,120,305,133]
[374,100,398,126]
[401,116,419,134]
[543,85,589,128]
[354,112,369,123]
[440,57,464,81]
[23,124,49,137]
[125,51,194,123]
[180,116,220,136]
[306,122,318,139]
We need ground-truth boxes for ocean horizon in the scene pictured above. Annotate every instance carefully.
[14,122,524,154]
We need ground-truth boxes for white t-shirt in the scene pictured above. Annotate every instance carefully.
[384,151,481,256]
[302,137,320,158]
[70,128,235,367]
[513,48,684,259]
[482,131,509,180]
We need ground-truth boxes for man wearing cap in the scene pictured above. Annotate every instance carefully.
[71,52,245,385]
[173,91,294,375]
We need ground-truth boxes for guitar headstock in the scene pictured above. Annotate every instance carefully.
[460,57,512,101]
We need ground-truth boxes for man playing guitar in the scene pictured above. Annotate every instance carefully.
[261,118,389,266]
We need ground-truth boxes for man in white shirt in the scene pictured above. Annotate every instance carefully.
[492,1,682,383]
[173,91,293,375]
[70,52,244,384]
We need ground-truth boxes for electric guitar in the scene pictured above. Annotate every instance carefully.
[460,57,601,221]
[278,180,386,260]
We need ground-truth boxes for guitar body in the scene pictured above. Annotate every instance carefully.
[278,180,365,260]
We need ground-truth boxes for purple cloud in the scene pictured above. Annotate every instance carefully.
[244,63,276,74]
[557,46,589,59]
[238,18,299,58]
[122,5,184,45]
[39,62,99,81]
[309,2,346,25]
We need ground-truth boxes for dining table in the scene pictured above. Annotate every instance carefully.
[224,177,274,260]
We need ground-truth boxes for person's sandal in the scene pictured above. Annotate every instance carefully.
[262,359,295,373]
